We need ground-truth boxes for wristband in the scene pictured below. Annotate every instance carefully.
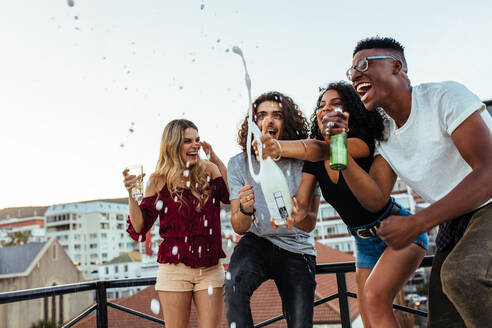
[240,203,255,216]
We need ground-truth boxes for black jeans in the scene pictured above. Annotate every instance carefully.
[224,233,316,328]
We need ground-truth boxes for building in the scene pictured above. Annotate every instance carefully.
[44,200,138,280]
[99,251,145,299]
[0,238,92,328]
[0,216,46,245]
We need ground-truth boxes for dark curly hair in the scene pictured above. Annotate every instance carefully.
[354,36,408,72]
[237,91,309,152]
[309,81,385,142]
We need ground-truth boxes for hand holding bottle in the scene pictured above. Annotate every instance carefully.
[238,182,255,213]
[319,109,349,138]
[252,125,282,161]
[270,197,297,230]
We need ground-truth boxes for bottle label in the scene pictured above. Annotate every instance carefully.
[264,191,291,226]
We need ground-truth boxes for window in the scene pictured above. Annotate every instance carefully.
[117,223,124,229]
[105,267,109,274]
[116,214,124,221]
[74,234,81,240]
[72,224,77,230]
[124,264,128,272]
[102,253,108,258]
[101,233,107,239]
[115,266,119,273]
[74,244,81,250]
[100,222,109,229]
[89,233,98,239]
[89,243,98,249]
[90,253,98,259]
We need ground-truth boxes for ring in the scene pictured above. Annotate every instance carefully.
[327,121,335,128]
[247,195,251,201]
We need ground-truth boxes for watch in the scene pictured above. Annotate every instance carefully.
[239,203,255,216]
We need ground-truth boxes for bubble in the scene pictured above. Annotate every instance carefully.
[67,0,74,7]
[74,16,78,20]
[199,269,203,275]
[164,207,168,214]
[220,209,226,220]
[150,299,160,314]
[200,4,205,10]
[212,198,215,204]
[230,323,237,328]
[184,236,188,243]
[186,162,190,168]
[195,183,199,188]
[226,271,231,280]
[204,220,208,227]
[206,176,211,182]
[198,246,202,253]
[225,49,230,53]
[206,152,211,160]
[279,103,283,108]
[286,169,291,176]
[216,39,221,43]
[186,181,190,188]
[129,128,134,133]
[209,228,213,235]
[172,246,178,255]
[174,196,178,202]
[155,200,163,211]
[227,239,232,248]
[207,286,213,295]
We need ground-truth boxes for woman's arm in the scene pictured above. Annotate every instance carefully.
[293,173,320,232]
[123,170,159,233]
[201,141,228,190]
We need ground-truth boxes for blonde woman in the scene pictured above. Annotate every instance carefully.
[123,119,229,328]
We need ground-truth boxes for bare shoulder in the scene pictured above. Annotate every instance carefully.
[145,173,165,197]
[203,160,221,179]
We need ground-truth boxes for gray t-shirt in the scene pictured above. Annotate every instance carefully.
[227,152,319,256]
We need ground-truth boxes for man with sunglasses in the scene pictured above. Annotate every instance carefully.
[324,36,492,327]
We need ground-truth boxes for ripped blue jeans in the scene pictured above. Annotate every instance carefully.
[224,233,316,328]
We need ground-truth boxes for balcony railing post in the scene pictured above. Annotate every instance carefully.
[95,281,108,328]
[336,272,351,328]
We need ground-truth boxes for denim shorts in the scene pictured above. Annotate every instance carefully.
[351,198,428,269]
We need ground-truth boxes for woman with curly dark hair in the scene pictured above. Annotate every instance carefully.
[225,91,321,327]
[261,82,427,328]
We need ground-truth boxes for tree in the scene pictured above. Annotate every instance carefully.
[2,231,30,246]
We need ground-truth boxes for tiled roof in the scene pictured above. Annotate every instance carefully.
[106,251,142,265]
[70,242,359,327]
[0,242,46,275]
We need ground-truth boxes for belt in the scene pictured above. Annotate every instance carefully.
[349,201,403,239]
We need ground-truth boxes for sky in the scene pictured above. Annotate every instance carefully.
[1,0,491,209]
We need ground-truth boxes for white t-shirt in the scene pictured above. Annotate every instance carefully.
[376,81,492,207]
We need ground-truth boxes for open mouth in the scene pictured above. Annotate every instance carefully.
[186,152,198,157]
[356,82,372,102]
[267,129,277,138]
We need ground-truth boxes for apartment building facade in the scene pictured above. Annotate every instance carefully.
[44,201,138,280]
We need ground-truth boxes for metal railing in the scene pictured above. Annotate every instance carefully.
[0,256,433,328]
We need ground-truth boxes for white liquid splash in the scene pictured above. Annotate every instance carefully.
[232,46,262,183]
[150,299,160,314]
[155,200,163,211]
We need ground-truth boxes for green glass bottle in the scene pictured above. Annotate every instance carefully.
[329,108,347,170]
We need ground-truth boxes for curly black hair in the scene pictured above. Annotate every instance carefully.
[353,36,408,72]
[237,91,309,152]
[309,81,385,142]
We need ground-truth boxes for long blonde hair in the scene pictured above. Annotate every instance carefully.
[155,119,210,211]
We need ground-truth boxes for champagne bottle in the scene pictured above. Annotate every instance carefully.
[329,108,347,170]
[260,156,293,226]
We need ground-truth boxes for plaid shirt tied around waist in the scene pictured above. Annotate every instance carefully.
[435,212,473,252]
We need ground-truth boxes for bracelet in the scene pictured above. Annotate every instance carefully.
[301,140,307,152]
[239,203,255,216]
[272,139,282,161]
